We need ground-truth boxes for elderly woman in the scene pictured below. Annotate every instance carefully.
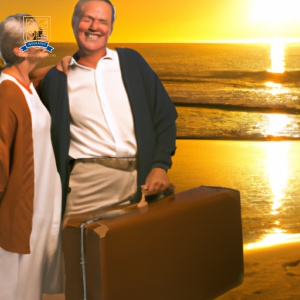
[0,14,64,300]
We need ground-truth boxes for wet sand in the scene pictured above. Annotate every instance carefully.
[218,242,300,300]
[169,139,300,244]
[168,139,300,194]
[171,140,300,299]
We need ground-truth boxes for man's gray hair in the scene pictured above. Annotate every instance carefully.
[72,0,116,33]
[0,14,32,67]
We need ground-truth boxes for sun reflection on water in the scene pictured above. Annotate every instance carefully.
[266,142,289,215]
[267,37,285,73]
[264,114,290,136]
[263,81,288,96]
[245,230,300,250]
[245,141,300,250]
[264,82,281,88]
[264,37,286,94]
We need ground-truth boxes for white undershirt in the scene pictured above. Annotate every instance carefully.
[68,48,137,158]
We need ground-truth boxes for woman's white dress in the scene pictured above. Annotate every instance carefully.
[0,73,64,300]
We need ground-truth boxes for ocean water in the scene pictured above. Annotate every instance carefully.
[41,42,300,141]
[169,140,300,246]
[122,43,300,141]
[38,42,300,246]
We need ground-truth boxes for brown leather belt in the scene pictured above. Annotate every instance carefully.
[72,156,138,172]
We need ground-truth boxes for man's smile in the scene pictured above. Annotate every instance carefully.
[84,31,102,42]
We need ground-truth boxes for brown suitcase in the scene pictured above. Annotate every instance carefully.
[63,186,244,300]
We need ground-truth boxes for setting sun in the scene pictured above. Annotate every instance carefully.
[250,0,300,24]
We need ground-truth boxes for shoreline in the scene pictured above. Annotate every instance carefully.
[173,102,300,115]
[176,136,300,141]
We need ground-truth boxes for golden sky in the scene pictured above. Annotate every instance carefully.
[1,0,300,43]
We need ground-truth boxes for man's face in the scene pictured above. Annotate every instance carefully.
[75,1,112,54]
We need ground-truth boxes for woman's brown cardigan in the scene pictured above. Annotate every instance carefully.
[0,80,34,254]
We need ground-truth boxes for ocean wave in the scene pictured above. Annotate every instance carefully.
[160,70,300,84]
[176,135,300,141]
[173,102,300,114]
[175,105,300,141]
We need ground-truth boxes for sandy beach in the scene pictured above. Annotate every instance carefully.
[43,140,300,299]
[218,242,300,300]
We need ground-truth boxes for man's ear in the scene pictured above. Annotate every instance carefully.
[109,22,114,36]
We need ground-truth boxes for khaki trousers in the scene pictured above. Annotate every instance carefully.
[64,162,138,224]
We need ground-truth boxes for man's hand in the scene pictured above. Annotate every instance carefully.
[29,65,53,89]
[56,56,72,75]
[141,168,173,195]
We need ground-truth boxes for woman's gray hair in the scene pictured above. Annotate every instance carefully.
[0,14,32,68]
[72,0,116,34]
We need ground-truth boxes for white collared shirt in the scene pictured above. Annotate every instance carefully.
[67,48,137,158]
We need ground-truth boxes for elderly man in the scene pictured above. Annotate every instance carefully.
[38,0,177,222]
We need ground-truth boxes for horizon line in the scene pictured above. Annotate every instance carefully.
[50,37,300,44]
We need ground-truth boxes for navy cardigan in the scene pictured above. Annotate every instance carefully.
[38,48,177,218]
